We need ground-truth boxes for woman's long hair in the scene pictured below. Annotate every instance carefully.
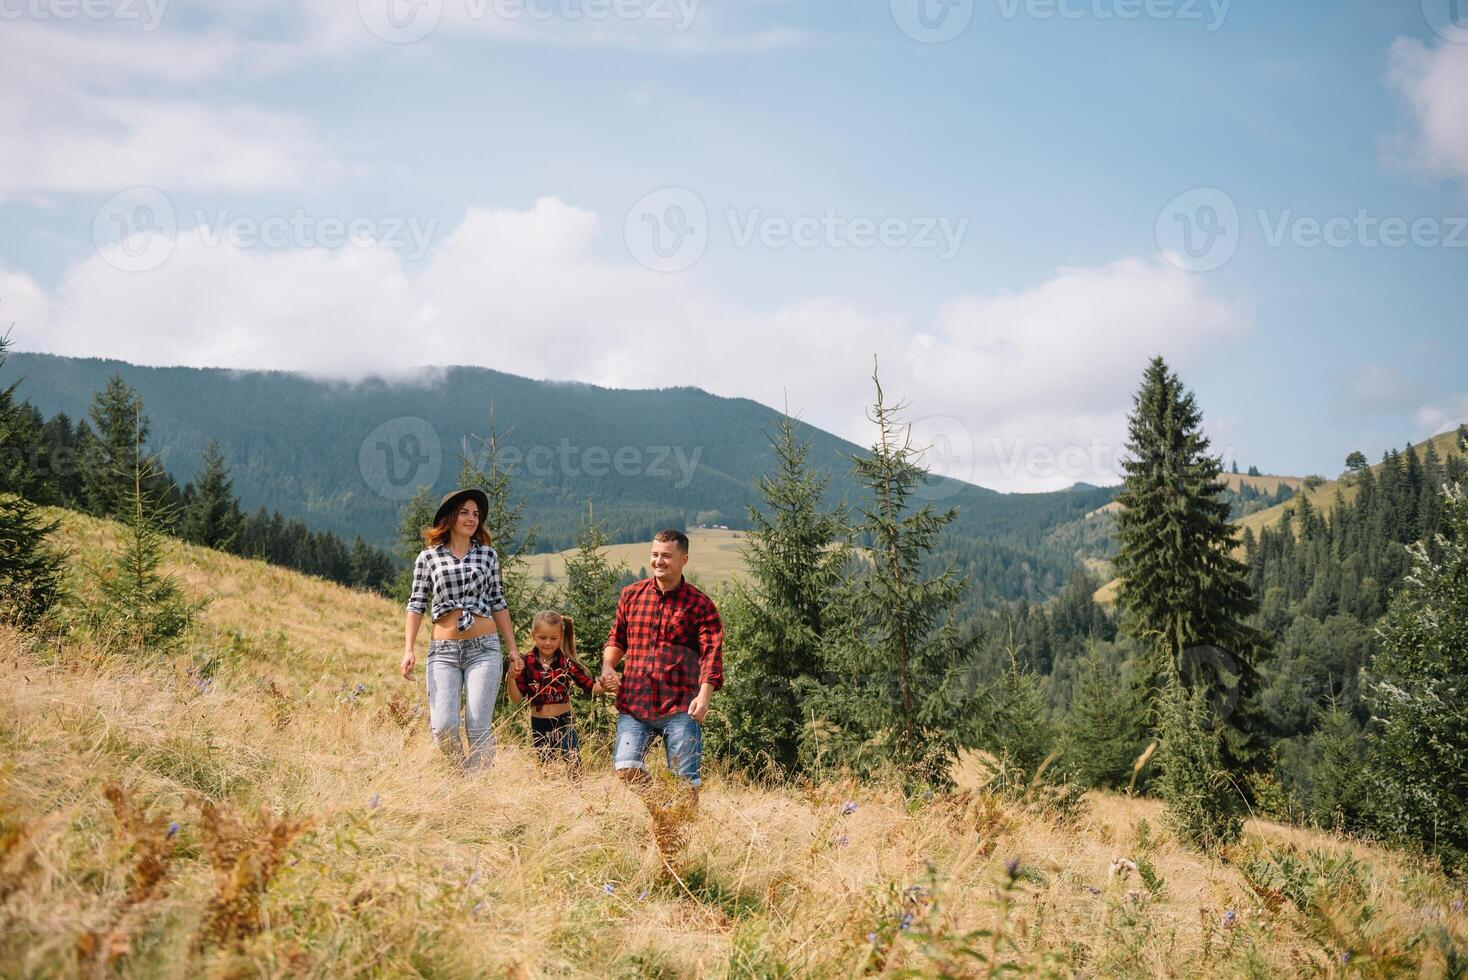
[530,610,582,672]
[423,513,491,549]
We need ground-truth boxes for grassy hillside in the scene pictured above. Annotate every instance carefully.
[3,510,1462,976]
[1085,472,1305,519]
[1228,430,1461,546]
[528,527,750,590]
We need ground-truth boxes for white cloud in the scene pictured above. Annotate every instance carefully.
[1417,394,1468,438]
[1387,36,1468,184]
[1346,362,1415,412]
[204,0,809,55]
[14,197,1252,491]
[0,22,336,200]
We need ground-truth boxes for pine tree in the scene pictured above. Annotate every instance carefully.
[180,439,242,551]
[561,505,625,656]
[394,485,438,603]
[719,412,849,776]
[0,335,63,626]
[812,366,981,788]
[1112,356,1266,770]
[561,504,627,737]
[84,416,200,654]
[980,651,1059,778]
[1305,701,1369,832]
[1063,644,1149,789]
[1155,678,1243,853]
[458,408,550,617]
[1363,485,1468,869]
[81,374,150,518]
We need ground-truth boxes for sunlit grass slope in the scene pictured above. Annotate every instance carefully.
[2,509,1463,976]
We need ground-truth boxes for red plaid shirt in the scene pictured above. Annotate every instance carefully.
[515,650,596,708]
[606,577,724,722]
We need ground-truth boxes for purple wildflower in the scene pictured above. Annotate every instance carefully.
[836,834,849,848]
[368,794,380,810]
[603,882,615,895]
[638,889,649,901]
[166,821,180,838]
[841,801,858,816]
[1223,909,1237,927]
[899,912,913,931]
[1005,856,1021,879]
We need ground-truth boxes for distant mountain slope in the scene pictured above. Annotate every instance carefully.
[1093,430,1463,605]
[1230,429,1461,544]
[1085,471,1305,519]
[8,354,1114,601]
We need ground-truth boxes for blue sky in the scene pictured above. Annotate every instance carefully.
[3,0,1466,490]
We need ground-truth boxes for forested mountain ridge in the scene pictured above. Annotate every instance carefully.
[8,351,1114,603]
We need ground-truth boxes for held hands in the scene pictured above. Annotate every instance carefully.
[599,665,620,695]
[508,650,525,676]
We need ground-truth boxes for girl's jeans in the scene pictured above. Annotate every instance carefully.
[425,633,502,770]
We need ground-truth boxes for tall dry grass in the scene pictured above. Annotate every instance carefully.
[1,508,1464,976]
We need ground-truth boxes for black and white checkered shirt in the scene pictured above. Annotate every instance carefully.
[405,543,509,632]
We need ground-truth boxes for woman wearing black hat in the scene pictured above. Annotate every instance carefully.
[402,488,524,771]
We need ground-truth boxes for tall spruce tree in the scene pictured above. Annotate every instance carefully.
[561,504,626,655]
[1062,644,1149,789]
[81,374,150,518]
[1113,357,1266,770]
[458,408,550,617]
[85,416,200,654]
[79,375,179,522]
[721,412,849,776]
[812,366,981,788]
[1155,678,1244,853]
[180,439,242,551]
[0,335,63,626]
[394,484,438,603]
[561,504,628,737]
[1362,485,1468,869]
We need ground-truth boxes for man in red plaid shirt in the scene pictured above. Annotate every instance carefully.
[601,529,723,798]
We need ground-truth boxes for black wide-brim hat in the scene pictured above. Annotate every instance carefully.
[433,488,490,527]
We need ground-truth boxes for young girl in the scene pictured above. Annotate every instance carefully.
[507,610,603,765]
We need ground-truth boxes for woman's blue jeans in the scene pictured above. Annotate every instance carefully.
[425,634,502,771]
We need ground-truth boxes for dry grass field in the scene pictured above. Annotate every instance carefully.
[2,509,1464,977]
[526,528,751,590]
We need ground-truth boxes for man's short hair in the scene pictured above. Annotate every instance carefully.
[653,529,690,554]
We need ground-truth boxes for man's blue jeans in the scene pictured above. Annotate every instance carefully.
[613,711,703,787]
